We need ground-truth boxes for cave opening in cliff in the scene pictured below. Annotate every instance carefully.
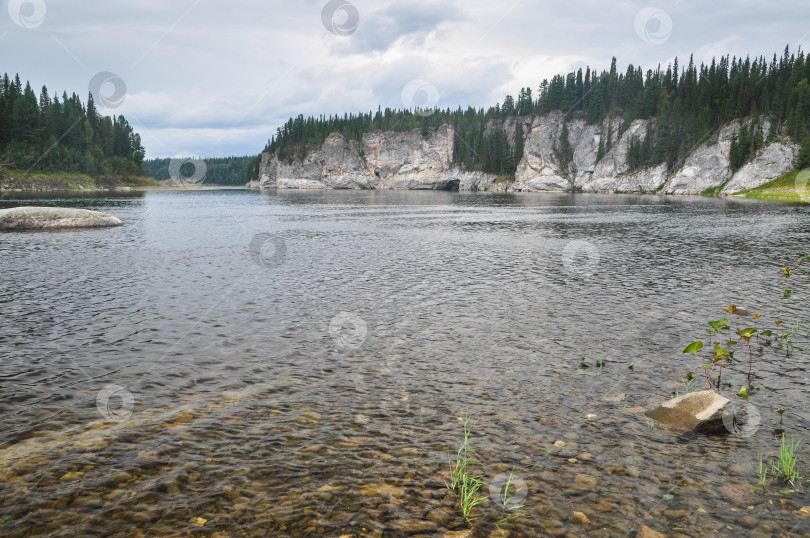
[443,179,460,191]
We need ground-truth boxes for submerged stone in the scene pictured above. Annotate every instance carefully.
[388,518,437,534]
[645,391,730,433]
[359,482,405,498]
[636,525,668,538]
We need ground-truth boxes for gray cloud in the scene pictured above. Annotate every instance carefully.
[1,0,808,158]
[341,1,467,53]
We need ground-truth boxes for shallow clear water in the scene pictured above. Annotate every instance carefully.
[1,189,809,537]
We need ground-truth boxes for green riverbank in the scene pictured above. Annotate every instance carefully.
[738,169,810,202]
[0,168,156,192]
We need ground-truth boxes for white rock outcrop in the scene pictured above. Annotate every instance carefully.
[0,207,124,231]
[722,141,800,193]
[661,122,739,194]
[582,164,668,193]
[513,112,600,191]
[249,126,479,191]
[249,114,798,195]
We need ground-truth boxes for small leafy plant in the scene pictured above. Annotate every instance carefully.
[681,255,810,394]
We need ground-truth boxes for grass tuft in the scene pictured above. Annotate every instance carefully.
[495,468,525,529]
[446,414,484,524]
[771,436,802,486]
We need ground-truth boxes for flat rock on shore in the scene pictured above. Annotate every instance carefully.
[0,207,124,231]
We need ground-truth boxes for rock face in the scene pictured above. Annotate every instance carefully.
[722,141,800,193]
[661,122,740,194]
[583,164,668,193]
[645,391,731,433]
[253,133,372,189]
[591,119,647,179]
[249,114,798,194]
[0,207,124,231]
[513,112,576,191]
[251,127,473,191]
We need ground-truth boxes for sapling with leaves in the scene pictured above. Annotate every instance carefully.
[777,407,787,428]
[736,327,758,379]
[683,341,714,390]
[680,255,809,399]
[684,316,736,391]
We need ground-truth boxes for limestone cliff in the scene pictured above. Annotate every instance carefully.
[250,126,481,191]
[249,114,799,195]
[721,140,799,194]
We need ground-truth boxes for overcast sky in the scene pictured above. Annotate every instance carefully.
[2,0,809,159]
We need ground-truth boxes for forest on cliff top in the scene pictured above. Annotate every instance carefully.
[262,46,810,180]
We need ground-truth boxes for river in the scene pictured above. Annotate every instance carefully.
[1,189,809,536]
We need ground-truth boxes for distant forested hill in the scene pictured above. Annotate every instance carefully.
[142,155,255,185]
[263,45,810,177]
[0,73,145,177]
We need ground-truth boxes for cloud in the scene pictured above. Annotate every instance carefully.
[340,0,466,53]
[1,0,808,158]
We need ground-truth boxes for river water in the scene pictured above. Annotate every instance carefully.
[1,189,809,537]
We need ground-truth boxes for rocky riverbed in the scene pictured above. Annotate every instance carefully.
[2,190,809,536]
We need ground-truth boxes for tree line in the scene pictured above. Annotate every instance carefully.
[0,73,145,176]
[263,45,810,178]
[142,155,255,185]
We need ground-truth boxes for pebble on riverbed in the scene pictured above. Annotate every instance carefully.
[636,524,667,538]
[570,511,591,525]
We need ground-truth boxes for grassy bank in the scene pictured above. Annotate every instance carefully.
[0,168,156,192]
[738,169,809,201]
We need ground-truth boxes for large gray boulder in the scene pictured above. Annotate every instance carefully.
[0,207,124,231]
[645,391,731,433]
